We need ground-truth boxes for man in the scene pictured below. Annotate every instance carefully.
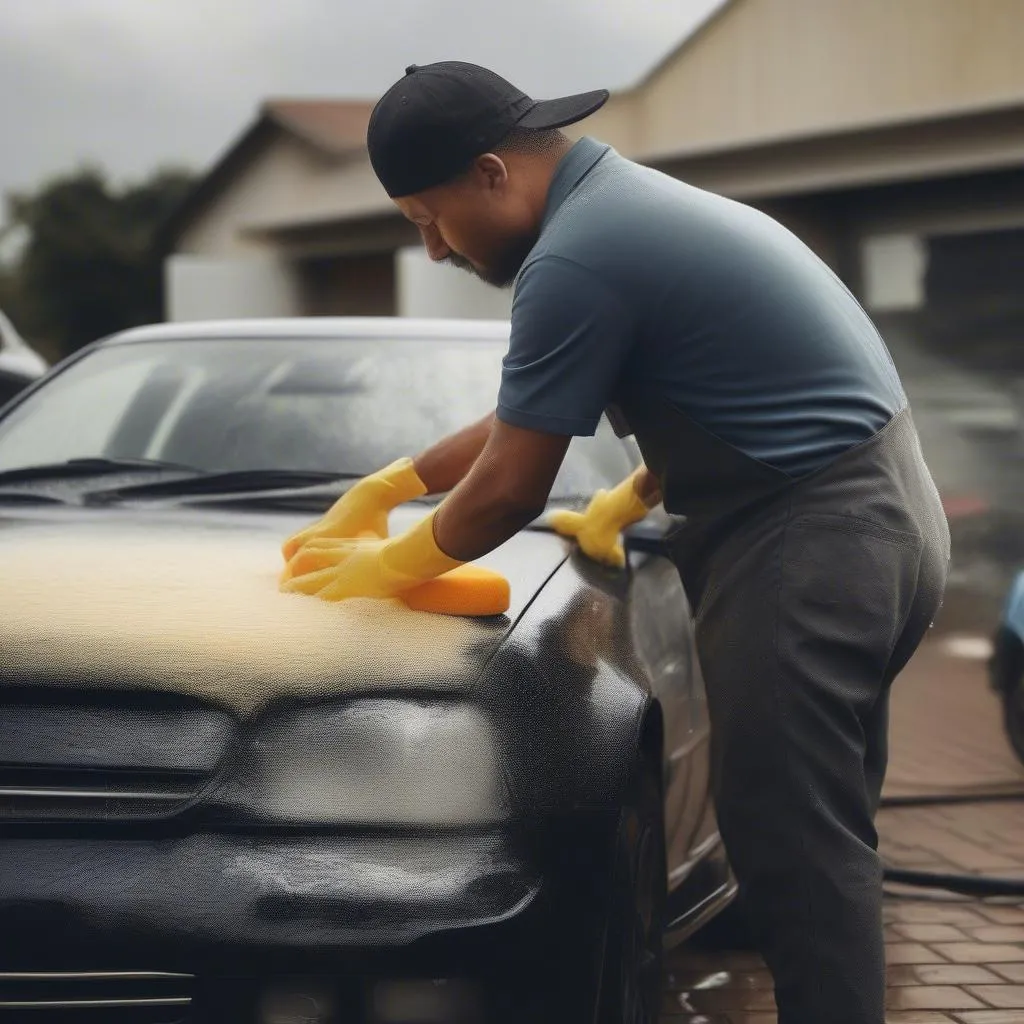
[281,62,950,1024]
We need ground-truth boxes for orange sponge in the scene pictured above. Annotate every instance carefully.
[279,529,510,617]
[400,563,510,617]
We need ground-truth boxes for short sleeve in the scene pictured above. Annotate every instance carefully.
[496,255,634,436]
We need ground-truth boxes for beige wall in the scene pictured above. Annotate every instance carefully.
[165,254,300,321]
[177,135,394,256]
[177,136,322,256]
[637,0,1024,160]
[243,158,395,234]
[563,91,643,155]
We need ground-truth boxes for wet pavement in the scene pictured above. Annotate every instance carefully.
[661,629,1024,1023]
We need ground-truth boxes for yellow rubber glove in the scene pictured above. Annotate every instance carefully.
[280,510,464,604]
[548,468,651,568]
[283,528,511,616]
[281,457,427,562]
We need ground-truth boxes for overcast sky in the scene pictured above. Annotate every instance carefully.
[1,0,725,209]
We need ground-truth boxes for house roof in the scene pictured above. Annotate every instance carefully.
[158,98,376,250]
[260,99,376,156]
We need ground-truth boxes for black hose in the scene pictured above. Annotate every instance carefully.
[879,788,1024,808]
[878,787,1024,897]
[883,865,1024,897]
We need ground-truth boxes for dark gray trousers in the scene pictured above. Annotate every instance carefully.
[686,412,950,1024]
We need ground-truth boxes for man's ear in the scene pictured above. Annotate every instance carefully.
[475,153,510,193]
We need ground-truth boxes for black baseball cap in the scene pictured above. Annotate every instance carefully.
[366,61,609,198]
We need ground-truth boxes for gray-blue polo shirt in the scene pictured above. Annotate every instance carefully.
[496,136,906,479]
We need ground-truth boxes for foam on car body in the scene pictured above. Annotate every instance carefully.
[0,527,507,717]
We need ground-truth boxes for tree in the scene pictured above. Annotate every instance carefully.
[1,165,194,358]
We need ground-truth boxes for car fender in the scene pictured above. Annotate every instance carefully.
[473,557,654,819]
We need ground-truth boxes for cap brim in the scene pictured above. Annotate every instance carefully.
[516,89,609,130]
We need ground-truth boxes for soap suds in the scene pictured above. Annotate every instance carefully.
[0,528,503,716]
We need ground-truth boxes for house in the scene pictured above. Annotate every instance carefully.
[163,0,1024,343]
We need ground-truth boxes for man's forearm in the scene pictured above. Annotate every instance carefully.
[430,418,570,563]
[433,484,539,563]
[431,439,548,562]
[412,411,496,495]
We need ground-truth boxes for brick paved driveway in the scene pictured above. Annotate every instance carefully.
[661,627,1024,1023]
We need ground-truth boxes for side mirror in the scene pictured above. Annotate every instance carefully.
[623,521,667,556]
[623,509,685,557]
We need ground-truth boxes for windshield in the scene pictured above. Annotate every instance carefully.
[0,334,639,500]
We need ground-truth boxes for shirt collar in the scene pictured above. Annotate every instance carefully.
[540,136,611,231]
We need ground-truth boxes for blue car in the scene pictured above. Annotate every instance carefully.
[988,570,1024,765]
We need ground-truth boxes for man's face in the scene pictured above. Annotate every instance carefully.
[394,155,540,288]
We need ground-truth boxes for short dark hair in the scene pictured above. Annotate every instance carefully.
[445,128,570,188]
[491,127,571,157]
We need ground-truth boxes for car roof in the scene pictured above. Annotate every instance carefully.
[100,317,513,347]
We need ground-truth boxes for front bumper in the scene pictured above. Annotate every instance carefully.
[0,828,544,965]
[0,817,617,1020]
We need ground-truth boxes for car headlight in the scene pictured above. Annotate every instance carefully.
[213,699,510,826]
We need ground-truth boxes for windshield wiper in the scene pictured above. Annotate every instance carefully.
[87,468,362,501]
[0,457,197,485]
[0,491,69,506]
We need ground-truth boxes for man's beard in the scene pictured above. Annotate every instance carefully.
[444,232,538,288]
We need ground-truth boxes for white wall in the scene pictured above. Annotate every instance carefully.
[395,247,512,320]
[165,254,299,322]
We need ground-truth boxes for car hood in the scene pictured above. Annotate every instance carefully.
[0,503,568,717]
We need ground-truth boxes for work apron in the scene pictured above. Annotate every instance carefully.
[609,391,950,1024]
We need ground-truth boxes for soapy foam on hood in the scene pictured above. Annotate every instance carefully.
[0,528,504,717]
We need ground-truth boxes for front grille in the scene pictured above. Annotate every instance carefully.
[0,767,210,823]
[0,693,236,823]
[0,971,194,1022]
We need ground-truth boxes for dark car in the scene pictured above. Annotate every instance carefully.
[0,317,736,1023]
